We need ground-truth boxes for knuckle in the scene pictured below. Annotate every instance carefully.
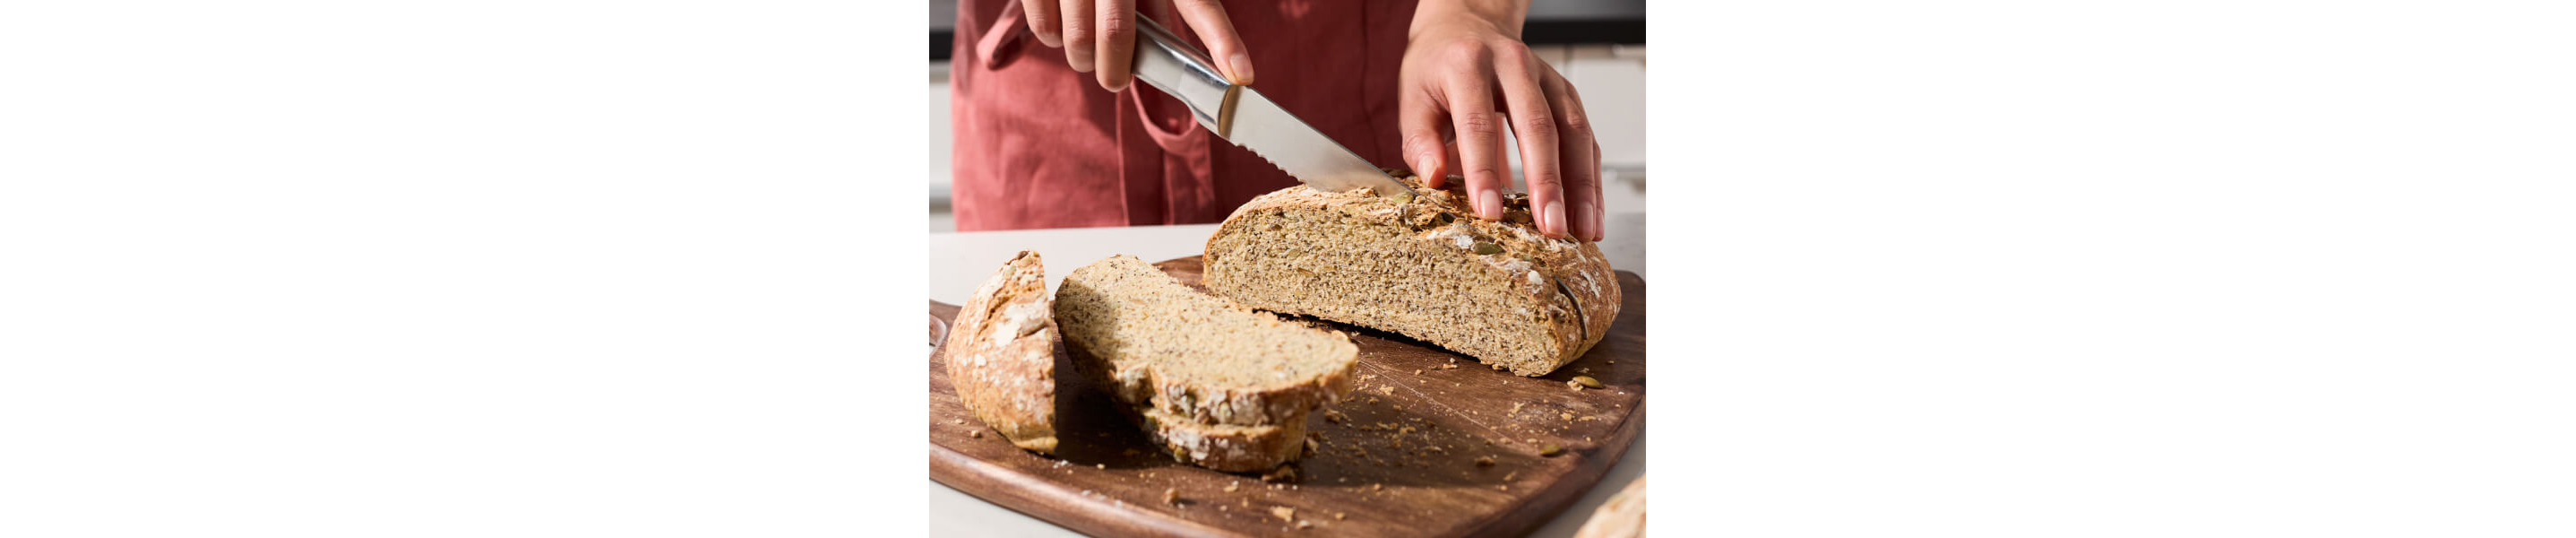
[1561,113,1595,139]
[1096,15,1130,39]
[1440,41,1490,65]
[1529,170,1564,189]
[1456,111,1502,137]
[1517,115,1558,140]
[1400,133,1441,153]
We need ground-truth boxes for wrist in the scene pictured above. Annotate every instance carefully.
[1410,0,1528,41]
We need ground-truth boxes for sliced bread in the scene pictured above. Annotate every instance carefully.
[1053,255,1358,429]
[1202,170,1622,377]
[1137,407,1308,473]
[940,250,1060,453]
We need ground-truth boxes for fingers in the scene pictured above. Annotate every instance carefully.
[1092,0,1136,91]
[1444,58,1508,221]
[1021,0,1063,48]
[1541,68,1603,240]
[1168,0,1253,84]
[1399,85,1455,187]
[1059,0,1096,74]
[1491,46,1569,239]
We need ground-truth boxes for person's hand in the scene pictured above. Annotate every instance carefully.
[1021,0,1254,91]
[1399,0,1603,241]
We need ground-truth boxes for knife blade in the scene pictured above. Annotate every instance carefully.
[1127,17,1413,197]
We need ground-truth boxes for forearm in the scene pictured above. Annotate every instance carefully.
[1411,0,1529,39]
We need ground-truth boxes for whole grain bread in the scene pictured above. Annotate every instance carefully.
[1202,170,1622,377]
[940,250,1060,453]
[1053,255,1360,429]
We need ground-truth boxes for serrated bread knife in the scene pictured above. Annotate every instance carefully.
[1128,17,1413,197]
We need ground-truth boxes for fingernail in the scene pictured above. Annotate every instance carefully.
[1412,154,1433,177]
[1543,200,1568,238]
[1478,189,1503,220]
[1228,53,1254,84]
[1580,200,1601,241]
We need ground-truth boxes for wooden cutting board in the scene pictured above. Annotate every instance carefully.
[929,256,1646,537]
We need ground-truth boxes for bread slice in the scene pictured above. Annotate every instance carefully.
[1137,407,1307,473]
[1053,255,1358,429]
[1202,170,1622,376]
[941,250,1059,453]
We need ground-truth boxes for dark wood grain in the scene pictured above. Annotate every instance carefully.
[931,256,1646,537]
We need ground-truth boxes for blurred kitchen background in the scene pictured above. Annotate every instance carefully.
[929,0,1644,232]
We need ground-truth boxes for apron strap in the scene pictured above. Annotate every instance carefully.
[975,1,1029,70]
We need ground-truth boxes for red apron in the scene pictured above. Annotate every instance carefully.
[949,0,1418,231]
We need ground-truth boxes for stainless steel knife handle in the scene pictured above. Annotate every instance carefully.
[1129,17,1235,134]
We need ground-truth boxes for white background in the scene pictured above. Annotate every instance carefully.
[4,1,2572,536]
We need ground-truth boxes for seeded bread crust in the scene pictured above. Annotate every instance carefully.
[940,250,1059,453]
[1202,170,1622,376]
[1054,255,1358,428]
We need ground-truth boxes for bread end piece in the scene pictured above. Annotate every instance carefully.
[941,250,1061,454]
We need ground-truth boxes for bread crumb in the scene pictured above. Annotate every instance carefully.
[1162,488,1180,506]
[1475,456,1495,466]
[1503,471,1518,481]
[1370,483,1383,491]
[1095,464,1105,469]
[951,419,965,425]
[1224,482,1240,492]
[1324,410,1348,423]
[1566,379,1584,391]
[1561,412,1574,421]
[1413,369,1422,375]
[1378,386,1395,395]
[1262,465,1298,482]
[969,430,983,438]
[1296,520,1314,529]
[1335,512,1347,520]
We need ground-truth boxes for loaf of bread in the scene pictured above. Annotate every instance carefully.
[940,250,1060,453]
[1203,171,1622,376]
[1054,255,1354,471]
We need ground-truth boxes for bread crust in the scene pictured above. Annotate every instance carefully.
[941,250,1061,453]
[1203,170,1622,376]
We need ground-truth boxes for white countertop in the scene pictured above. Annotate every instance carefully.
[927,213,1646,537]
